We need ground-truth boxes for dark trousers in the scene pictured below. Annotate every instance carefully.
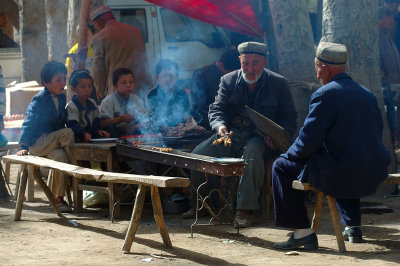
[272,157,361,229]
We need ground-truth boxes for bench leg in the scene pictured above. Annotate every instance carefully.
[14,164,24,200]
[27,165,35,202]
[151,186,172,248]
[311,191,324,232]
[122,184,146,252]
[326,196,346,252]
[72,177,83,213]
[108,183,121,220]
[15,165,28,221]
[32,166,62,217]
[5,162,10,183]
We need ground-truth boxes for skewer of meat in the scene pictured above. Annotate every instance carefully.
[213,131,233,146]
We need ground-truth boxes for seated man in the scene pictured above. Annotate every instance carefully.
[145,59,191,129]
[272,42,390,250]
[191,48,241,130]
[184,42,298,227]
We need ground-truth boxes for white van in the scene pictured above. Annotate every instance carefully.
[105,0,231,80]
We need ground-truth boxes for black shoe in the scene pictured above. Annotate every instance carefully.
[273,233,318,250]
[342,227,362,243]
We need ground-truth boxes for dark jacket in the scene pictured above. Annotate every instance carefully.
[19,88,67,150]
[208,69,297,138]
[146,85,191,128]
[282,73,390,198]
[191,63,223,130]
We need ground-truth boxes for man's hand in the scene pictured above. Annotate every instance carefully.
[119,114,134,124]
[83,133,92,142]
[264,136,277,150]
[98,130,110,138]
[17,149,29,156]
[217,125,229,137]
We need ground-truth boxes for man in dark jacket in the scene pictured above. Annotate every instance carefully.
[272,42,390,250]
[191,48,241,130]
[184,42,298,228]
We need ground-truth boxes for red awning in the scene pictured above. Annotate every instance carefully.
[145,0,263,37]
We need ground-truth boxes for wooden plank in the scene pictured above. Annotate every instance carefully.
[326,196,346,253]
[32,166,62,217]
[3,155,190,188]
[245,105,291,152]
[14,166,28,221]
[151,186,172,248]
[311,191,324,232]
[384,174,400,184]
[122,185,147,252]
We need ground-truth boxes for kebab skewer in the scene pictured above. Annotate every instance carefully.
[213,131,233,146]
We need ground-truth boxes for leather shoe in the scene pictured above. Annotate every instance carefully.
[342,227,362,243]
[273,233,318,250]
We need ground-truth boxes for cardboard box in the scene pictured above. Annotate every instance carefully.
[6,81,43,116]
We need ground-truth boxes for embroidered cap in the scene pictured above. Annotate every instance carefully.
[90,6,112,21]
[238,42,268,57]
[316,41,348,65]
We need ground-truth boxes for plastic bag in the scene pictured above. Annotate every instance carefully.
[83,190,108,207]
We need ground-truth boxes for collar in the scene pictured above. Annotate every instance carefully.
[114,91,129,107]
[72,95,97,111]
[330,73,351,82]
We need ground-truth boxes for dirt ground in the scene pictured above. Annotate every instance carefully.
[1,165,400,265]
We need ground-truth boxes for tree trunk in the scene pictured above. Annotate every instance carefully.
[67,0,83,49]
[45,0,69,62]
[20,0,48,82]
[252,0,319,136]
[67,0,104,49]
[267,0,317,83]
[322,0,396,173]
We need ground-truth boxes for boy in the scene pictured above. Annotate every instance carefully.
[99,68,148,137]
[145,59,191,129]
[17,61,75,213]
[66,69,109,142]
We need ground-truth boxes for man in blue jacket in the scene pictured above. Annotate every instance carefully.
[272,42,390,250]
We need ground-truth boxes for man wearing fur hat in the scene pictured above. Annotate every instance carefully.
[90,6,152,99]
[184,42,298,228]
[272,42,390,250]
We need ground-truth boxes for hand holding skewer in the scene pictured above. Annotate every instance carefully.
[213,127,233,146]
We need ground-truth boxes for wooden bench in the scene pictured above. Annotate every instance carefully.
[2,154,190,251]
[292,175,400,253]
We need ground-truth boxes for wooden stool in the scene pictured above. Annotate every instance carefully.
[292,180,346,252]
[264,158,275,219]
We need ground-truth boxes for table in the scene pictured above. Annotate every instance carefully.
[115,143,246,235]
[69,142,129,219]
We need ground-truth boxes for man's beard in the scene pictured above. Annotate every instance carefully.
[241,69,261,84]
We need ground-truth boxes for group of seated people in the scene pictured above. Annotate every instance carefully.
[15,57,194,211]
[13,40,391,252]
